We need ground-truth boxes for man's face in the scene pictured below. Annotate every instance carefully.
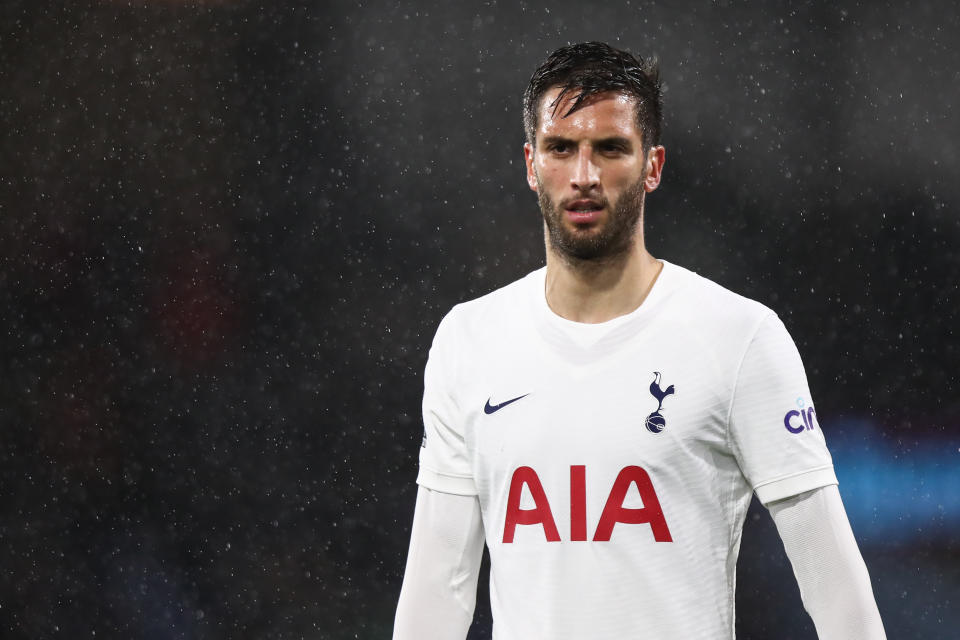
[524,88,664,261]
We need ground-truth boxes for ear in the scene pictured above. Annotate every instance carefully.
[524,142,539,192]
[643,145,666,193]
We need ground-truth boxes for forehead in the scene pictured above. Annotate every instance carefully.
[536,87,642,141]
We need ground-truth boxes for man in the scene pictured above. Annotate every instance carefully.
[394,42,886,639]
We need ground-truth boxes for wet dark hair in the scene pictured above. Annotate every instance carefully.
[523,41,662,152]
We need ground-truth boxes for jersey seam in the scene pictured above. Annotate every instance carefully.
[723,310,777,458]
[442,306,468,481]
[717,308,774,633]
[446,305,465,425]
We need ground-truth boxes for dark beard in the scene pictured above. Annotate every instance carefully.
[538,177,646,262]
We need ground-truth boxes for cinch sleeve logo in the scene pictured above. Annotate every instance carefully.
[783,397,818,434]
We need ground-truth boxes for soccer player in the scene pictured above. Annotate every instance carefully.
[394,42,886,639]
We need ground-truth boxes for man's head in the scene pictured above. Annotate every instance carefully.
[523,42,662,153]
[522,42,665,263]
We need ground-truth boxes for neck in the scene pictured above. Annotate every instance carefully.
[543,233,662,324]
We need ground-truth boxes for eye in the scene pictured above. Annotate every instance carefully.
[547,141,571,154]
[598,142,627,155]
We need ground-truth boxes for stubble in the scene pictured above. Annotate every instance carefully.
[538,176,647,263]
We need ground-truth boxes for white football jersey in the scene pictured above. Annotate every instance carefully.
[417,260,837,639]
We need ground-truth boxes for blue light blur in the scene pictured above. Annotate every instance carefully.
[829,419,960,546]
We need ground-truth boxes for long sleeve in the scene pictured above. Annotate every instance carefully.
[393,486,485,640]
[768,484,886,639]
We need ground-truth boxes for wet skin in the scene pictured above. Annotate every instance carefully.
[523,88,665,261]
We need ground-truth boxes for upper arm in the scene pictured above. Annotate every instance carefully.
[729,314,837,504]
[418,311,478,496]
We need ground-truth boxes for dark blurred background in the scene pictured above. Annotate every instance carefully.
[2,1,957,638]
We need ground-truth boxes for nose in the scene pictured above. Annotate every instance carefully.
[570,147,600,191]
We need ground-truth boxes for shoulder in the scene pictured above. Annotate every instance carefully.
[439,268,542,336]
[426,269,541,379]
[662,261,776,341]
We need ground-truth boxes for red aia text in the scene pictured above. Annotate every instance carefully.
[502,465,673,543]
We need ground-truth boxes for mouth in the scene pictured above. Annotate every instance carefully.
[564,199,605,224]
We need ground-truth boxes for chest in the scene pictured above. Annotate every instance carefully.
[460,329,737,492]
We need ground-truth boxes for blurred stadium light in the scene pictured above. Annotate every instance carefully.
[831,420,959,545]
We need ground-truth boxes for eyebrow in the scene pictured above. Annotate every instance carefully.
[540,135,634,150]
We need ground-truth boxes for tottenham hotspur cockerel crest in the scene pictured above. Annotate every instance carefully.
[645,372,675,433]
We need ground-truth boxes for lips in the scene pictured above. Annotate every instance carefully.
[564,199,605,224]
